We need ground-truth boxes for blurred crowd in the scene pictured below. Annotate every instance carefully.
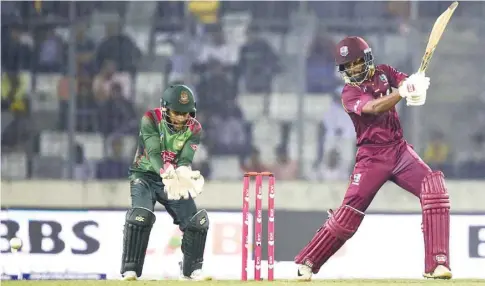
[2,1,484,181]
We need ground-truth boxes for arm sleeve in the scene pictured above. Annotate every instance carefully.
[383,65,408,87]
[177,130,202,167]
[341,85,373,116]
[140,115,164,173]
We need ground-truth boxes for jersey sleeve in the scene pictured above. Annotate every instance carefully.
[341,85,373,116]
[140,115,163,173]
[381,64,408,87]
[177,129,202,167]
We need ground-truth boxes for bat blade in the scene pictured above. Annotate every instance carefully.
[418,1,459,73]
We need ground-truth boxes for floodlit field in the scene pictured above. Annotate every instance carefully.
[2,280,485,286]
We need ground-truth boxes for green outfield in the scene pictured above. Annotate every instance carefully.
[2,280,485,286]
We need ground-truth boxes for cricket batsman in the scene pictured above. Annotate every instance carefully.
[120,84,211,281]
[295,36,451,280]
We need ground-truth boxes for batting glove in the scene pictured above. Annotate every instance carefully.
[405,72,431,106]
[398,72,430,99]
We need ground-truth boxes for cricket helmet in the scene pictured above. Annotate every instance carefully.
[335,36,375,85]
[161,85,197,131]
[161,85,196,115]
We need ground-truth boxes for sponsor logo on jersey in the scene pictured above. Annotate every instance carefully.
[190,144,198,151]
[379,74,388,83]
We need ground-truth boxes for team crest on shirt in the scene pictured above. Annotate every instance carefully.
[351,173,361,185]
[379,74,388,83]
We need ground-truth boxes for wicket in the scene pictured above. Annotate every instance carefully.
[242,172,275,281]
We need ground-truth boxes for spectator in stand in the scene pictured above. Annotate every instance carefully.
[270,145,297,180]
[423,130,451,171]
[457,132,485,179]
[238,24,280,93]
[205,105,248,156]
[197,59,247,155]
[37,27,66,73]
[75,23,96,75]
[241,146,268,173]
[2,24,33,71]
[92,60,132,102]
[1,71,30,150]
[63,142,94,180]
[191,139,212,179]
[154,1,185,33]
[188,0,220,27]
[196,59,236,117]
[1,24,30,144]
[96,137,130,179]
[321,86,355,173]
[167,38,195,85]
[306,32,339,94]
[196,24,235,67]
[57,67,98,132]
[95,21,142,77]
[97,82,136,136]
[93,60,135,135]
[312,148,348,181]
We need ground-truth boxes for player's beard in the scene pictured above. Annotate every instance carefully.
[171,118,188,131]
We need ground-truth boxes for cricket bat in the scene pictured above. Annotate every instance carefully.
[417,1,459,74]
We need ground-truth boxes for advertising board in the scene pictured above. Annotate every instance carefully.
[1,210,484,280]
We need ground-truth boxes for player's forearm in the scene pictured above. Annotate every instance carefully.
[363,91,402,114]
[177,146,196,167]
[143,136,164,172]
[146,150,163,172]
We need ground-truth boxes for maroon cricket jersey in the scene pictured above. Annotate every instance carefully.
[341,64,408,146]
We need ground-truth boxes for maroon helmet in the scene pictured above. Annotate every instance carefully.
[335,36,375,85]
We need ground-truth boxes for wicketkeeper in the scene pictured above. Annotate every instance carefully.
[120,85,211,281]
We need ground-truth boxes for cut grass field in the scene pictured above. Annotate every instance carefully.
[2,280,485,286]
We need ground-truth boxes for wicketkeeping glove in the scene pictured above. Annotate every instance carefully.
[161,165,182,200]
[175,166,205,199]
[161,165,205,200]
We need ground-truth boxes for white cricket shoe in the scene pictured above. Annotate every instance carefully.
[423,265,452,279]
[122,271,137,281]
[296,264,312,281]
[179,261,213,281]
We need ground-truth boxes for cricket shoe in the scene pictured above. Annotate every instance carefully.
[423,265,452,279]
[122,271,137,281]
[296,264,312,281]
[178,261,213,281]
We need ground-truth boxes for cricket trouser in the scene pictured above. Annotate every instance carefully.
[295,141,450,274]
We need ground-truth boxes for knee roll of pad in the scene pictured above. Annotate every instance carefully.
[182,209,209,276]
[121,207,156,277]
[421,171,450,210]
[326,205,365,240]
